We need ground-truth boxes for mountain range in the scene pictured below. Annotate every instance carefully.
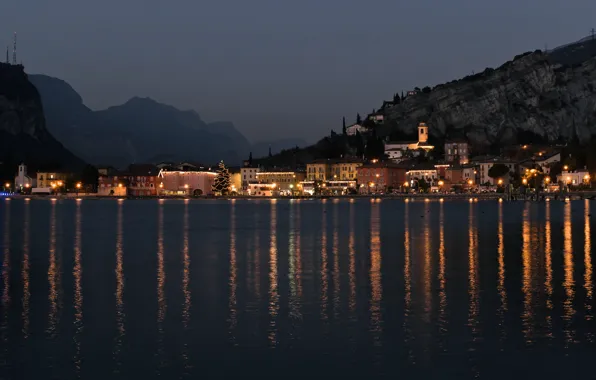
[28,74,307,167]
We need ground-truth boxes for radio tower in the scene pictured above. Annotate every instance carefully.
[12,32,17,65]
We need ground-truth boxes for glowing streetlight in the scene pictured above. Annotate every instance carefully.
[159,183,164,188]
[184,184,189,189]
[584,174,590,181]
[24,183,30,188]
[403,181,409,187]
[564,165,569,171]
[522,178,528,185]
[118,183,123,188]
[545,177,551,183]
[76,182,82,189]
[468,180,473,185]
[289,184,294,189]
[438,180,444,186]
[4,182,10,189]
[497,179,503,185]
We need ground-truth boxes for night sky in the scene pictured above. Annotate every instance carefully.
[1,0,595,143]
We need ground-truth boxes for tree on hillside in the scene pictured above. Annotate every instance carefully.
[342,117,346,135]
[488,163,510,180]
[248,151,253,165]
[268,146,272,158]
[356,113,362,124]
[212,161,231,195]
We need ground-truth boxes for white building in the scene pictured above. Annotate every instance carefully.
[384,122,434,161]
[14,163,36,191]
[534,152,561,174]
[474,157,516,185]
[346,123,367,136]
[247,183,276,196]
[241,166,260,190]
[557,170,591,186]
[406,164,439,186]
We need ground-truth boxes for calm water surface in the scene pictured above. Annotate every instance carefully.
[0,198,595,379]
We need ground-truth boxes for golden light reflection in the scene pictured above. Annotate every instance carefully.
[320,203,328,322]
[1,202,10,347]
[268,201,279,346]
[521,203,533,342]
[182,201,191,372]
[468,201,479,340]
[22,200,30,338]
[404,201,413,361]
[423,201,431,325]
[288,200,302,319]
[113,200,124,371]
[228,201,237,342]
[156,202,165,372]
[349,201,356,314]
[545,199,553,338]
[498,200,507,342]
[563,201,575,345]
[370,199,382,346]
[47,201,58,338]
[74,200,83,374]
[332,203,340,319]
[584,200,593,338]
[438,200,447,346]
[254,212,261,299]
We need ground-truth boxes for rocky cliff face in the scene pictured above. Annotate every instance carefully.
[0,63,84,177]
[381,39,596,151]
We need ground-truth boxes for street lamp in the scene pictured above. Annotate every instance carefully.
[564,165,569,171]
[468,180,473,185]
[522,178,528,185]
[497,179,503,185]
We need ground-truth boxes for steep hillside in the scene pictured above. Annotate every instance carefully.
[379,38,596,151]
[0,63,84,179]
[29,75,251,167]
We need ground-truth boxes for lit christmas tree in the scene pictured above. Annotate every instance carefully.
[212,160,231,195]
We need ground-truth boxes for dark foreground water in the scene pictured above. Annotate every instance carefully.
[0,198,595,379]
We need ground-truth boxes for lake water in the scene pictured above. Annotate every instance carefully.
[0,198,595,379]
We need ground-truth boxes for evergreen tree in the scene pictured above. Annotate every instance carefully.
[212,161,231,195]
[356,113,362,124]
[268,145,272,158]
[248,151,253,165]
[401,91,405,100]
[342,117,347,135]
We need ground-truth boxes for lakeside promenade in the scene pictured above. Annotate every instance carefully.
[4,191,596,201]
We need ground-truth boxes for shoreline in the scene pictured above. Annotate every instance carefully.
[3,192,595,201]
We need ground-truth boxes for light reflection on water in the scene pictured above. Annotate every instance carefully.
[0,198,595,379]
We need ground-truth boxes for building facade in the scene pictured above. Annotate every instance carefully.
[346,123,367,136]
[14,163,36,191]
[98,175,128,196]
[254,171,305,192]
[126,164,159,196]
[158,169,217,196]
[474,158,516,185]
[444,140,469,164]
[356,162,407,193]
[241,166,260,190]
[557,170,591,186]
[36,172,70,190]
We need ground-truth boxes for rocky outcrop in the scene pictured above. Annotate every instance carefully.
[0,63,84,178]
[380,39,596,151]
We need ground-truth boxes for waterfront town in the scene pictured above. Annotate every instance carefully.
[1,120,592,199]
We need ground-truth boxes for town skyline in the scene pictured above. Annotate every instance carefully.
[1,0,595,143]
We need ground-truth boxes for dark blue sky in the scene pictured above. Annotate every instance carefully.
[1,0,595,143]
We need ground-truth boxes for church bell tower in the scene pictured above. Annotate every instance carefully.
[418,122,428,144]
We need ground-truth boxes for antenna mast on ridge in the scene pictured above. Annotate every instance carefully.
[12,32,17,65]
[591,28,595,41]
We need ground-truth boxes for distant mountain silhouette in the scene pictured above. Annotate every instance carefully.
[29,75,251,167]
